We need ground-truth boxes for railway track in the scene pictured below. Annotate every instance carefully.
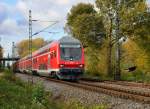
[81,77,150,89]
[16,73,150,104]
[44,78,150,104]
[103,81,150,89]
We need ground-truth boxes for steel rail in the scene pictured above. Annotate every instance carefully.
[16,73,150,104]
[45,78,150,104]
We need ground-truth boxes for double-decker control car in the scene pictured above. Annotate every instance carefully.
[17,36,84,80]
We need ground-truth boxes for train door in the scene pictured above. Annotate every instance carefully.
[48,53,51,69]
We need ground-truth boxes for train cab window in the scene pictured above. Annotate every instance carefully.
[60,44,82,61]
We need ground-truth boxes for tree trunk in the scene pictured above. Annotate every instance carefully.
[114,1,121,80]
[107,18,113,77]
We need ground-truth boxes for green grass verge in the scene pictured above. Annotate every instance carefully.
[121,71,150,83]
[58,99,107,109]
[84,70,150,83]
[0,69,108,109]
[0,69,59,109]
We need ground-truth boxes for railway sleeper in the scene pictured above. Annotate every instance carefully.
[80,82,150,97]
[24,74,150,104]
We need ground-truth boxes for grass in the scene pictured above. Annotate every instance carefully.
[121,70,150,83]
[0,69,108,109]
[0,69,59,109]
[59,100,107,109]
[84,69,150,83]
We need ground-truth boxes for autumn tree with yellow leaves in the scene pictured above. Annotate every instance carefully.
[67,0,150,81]
[17,38,45,58]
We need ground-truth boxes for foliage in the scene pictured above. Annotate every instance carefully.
[85,46,107,77]
[122,39,149,74]
[66,0,150,80]
[95,0,149,77]
[0,46,3,69]
[85,47,99,75]
[66,2,107,77]
[17,38,45,57]
[0,70,60,109]
[121,70,150,83]
[59,99,107,109]
[96,0,149,38]
[2,69,16,81]
[32,82,45,104]
[67,3,96,26]
[120,1,149,37]
[0,70,108,109]
[67,3,105,46]
[0,45,3,58]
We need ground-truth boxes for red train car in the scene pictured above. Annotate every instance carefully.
[17,36,84,80]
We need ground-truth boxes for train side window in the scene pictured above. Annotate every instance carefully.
[54,51,56,58]
[33,58,37,63]
[50,52,53,59]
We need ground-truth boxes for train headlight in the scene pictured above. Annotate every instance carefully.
[79,64,83,68]
[60,64,64,68]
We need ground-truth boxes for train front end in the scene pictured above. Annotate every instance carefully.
[57,36,84,80]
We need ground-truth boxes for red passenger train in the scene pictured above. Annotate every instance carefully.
[17,36,84,80]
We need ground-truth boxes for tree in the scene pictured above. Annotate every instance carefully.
[96,0,149,78]
[0,45,3,59]
[67,3,96,26]
[66,3,106,77]
[17,38,45,57]
[67,3,106,47]
[95,0,116,77]
[0,45,3,69]
[66,1,149,79]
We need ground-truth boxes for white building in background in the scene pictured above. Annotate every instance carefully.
[148,4,150,12]
[12,42,19,58]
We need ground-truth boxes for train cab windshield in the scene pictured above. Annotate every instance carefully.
[60,44,82,61]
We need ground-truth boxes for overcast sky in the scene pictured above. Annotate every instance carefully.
[0,0,149,57]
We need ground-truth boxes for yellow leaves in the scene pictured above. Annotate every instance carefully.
[85,43,108,76]
[134,2,147,12]
[97,44,108,74]
[122,39,149,73]
[17,38,45,58]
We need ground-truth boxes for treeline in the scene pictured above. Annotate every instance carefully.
[17,38,45,57]
[66,0,150,80]
[0,45,3,69]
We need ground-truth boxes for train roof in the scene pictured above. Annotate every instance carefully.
[58,36,81,44]
[19,36,81,61]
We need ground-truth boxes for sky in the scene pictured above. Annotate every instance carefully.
[0,0,149,57]
[0,0,94,57]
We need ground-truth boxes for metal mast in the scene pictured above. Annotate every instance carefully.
[29,10,33,83]
[114,0,121,80]
[12,42,15,58]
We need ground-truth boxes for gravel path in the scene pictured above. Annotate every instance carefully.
[16,73,150,109]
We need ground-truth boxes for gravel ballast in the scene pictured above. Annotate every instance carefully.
[16,73,150,109]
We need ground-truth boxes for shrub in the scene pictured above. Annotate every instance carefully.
[58,99,107,109]
[0,70,59,109]
[32,82,45,104]
[2,69,16,81]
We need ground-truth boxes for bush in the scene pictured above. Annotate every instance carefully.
[121,69,150,83]
[2,69,16,81]
[0,69,59,109]
[58,99,107,109]
[32,82,45,104]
